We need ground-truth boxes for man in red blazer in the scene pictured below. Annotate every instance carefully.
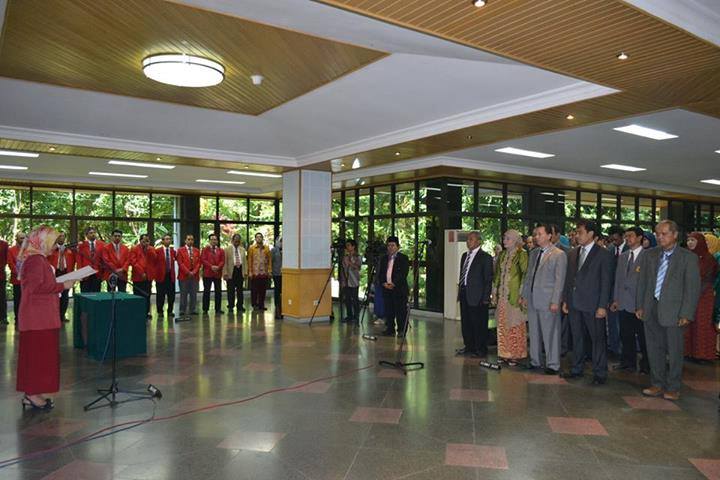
[155,234,177,318]
[0,236,8,324]
[201,233,224,314]
[130,233,156,318]
[8,231,26,325]
[77,226,105,293]
[102,229,130,292]
[177,234,200,316]
[48,232,75,322]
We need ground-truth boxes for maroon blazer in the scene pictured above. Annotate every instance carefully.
[19,254,64,332]
[201,246,224,279]
[0,240,7,282]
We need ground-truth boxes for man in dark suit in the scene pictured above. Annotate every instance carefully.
[549,224,571,356]
[562,220,613,384]
[378,236,410,337]
[456,231,493,357]
[606,225,627,356]
[636,220,700,401]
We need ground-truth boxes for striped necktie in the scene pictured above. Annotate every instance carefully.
[654,251,671,300]
[460,252,471,286]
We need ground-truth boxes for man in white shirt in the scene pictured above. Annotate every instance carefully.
[223,233,248,313]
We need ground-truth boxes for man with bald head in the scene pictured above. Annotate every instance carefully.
[456,231,493,357]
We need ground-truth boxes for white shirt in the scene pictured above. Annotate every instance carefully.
[462,246,481,286]
[629,245,643,263]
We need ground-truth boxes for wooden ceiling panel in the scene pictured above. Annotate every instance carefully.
[0,0,386,115]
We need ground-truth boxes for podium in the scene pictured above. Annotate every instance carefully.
[73,292,147,361]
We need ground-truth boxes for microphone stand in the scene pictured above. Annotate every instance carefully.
[69,243,160,411]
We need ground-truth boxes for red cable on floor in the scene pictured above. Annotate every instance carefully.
[0,364,376,468]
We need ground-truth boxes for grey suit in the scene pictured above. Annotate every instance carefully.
[636,245,701,391]
[613,248,648,370]
[563,244,613,379]
[521,245,567,370]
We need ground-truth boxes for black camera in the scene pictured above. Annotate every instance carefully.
[363,239,386,264]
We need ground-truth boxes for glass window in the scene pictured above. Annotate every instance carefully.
[563,190,577,218]
[600,195,618,221]
[153,221,179,245]
[343,218,356,241]
[115,192,150,218]
[249,199,275,222]
[506,218,528,236]
[395,217,416,260]
[31,218,70,234]
[75,190,112,217]
[638,198,653,223]
[374,185,392,216]
[358,189,370,217]
[199,223,217,248]
[345,190,357,217]
[506,185,528,216]
[200,196,217,220]
[220,223,248,247]
[579,192,598,219]
[700,204,712,226]
[152,194,179,219]
[332,220,341,242]
[620,196,636,223]
[33,188,72,216]
[419,182,443,214]
[395,183,415,215]
[0,186,30,215]
[0,217,31,246]
[332,192,342,219]
[113,221,149,246]
[77,220,113,243]
[655,199,669,221]
[477,217,501,255]
[417,216,440,261]
[447,180,475,213]
[220,197,248,222]
[249,223,275,244]
[373,218,392,244]
[462,216,475,231]
[357,218,369,253]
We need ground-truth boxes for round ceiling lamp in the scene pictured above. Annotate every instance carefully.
[142,54,225,87]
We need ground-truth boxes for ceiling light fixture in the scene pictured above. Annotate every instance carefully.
[49,146,56,152]
[701,179,720,186]
[601,164,646,172]
[394,152,400,156]
[613,124,678,140]
[617,51,629,60]
[108,160,175,170]
[142,54,224,88]
[0,165,28,170]
[352,158,360,169]
[250,74,264,86]
[0,150,39,158]
[715,150,720,154]
[196,179,246,185]
[566,114,575,120]
[472,0,486,6]
[495,147,555,158]
[88,171,148,178]
[227,170,282,178]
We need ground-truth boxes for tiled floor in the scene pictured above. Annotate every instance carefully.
[0,299,719,479]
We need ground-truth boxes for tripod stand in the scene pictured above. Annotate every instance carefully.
[308,248,339,326]
[378,242,426,374]
[359,258,379,341]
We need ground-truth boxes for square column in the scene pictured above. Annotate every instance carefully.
[281,170,332,323]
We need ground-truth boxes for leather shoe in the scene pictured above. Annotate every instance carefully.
[642,386,664,397]
[663,390,680,401]
[524,363,541,371]
[613,364,632,371]
[455,348,468,356]
[544,368,559,376]
[592,376,607,385]
[561,371,583,379]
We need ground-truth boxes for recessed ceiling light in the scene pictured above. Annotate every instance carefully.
[340,163,346,168]
[466,135,473,140]
[617,51,629,60]
[48,146,56,152]
[566,114,575,120]
[701,179,720,186]
[495,147,555,159]
[108,160,175,170]
[227,170,282,178]
[715,150,720,154]
[142,54,224,88]
[0,150,39,158]
[472,0,486,6]
[196,179,246,185]
[360,180,366,185]
[0,165,28,170]
[613,124,678,140]
[352,158,360,169]
[394,152,400,156]
[88,171,148,178]
[601,164,646,172]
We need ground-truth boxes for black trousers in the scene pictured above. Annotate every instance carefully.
[12,284,21,324]
[273,275,282,317]
[342,286,359,321]
[383,289,408,334]
[156,276,175,314]
[0,279,7,322]
[202,277,222,312]
[569,308,608,379]
[106,278,127,293]
[80,274,102,293]
[55,269,70,320]
[459,287,489,354]
[561,312,571,355]
[134,280,151,315]
[226,267,244,311]
[619,309,649,370]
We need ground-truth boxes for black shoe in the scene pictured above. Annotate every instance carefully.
[190,311,198,315]
[202,310,209,314]
[455,348,468,356]
[524,363,541,371]
[156,311,163,316]
[169,312,175,317]
[613,364,632,371]
[592,376,607,385]
[561,371,583,379]
[544,368,559,375]
[215,310,225,315]
[227,307,234,312]
[639,365,650,375]
[260,307,267,311]
[179,312,186,316]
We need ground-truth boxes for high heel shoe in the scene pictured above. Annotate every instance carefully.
[21,395,52,411]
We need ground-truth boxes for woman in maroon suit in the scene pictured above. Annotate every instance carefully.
[17,226,77,411]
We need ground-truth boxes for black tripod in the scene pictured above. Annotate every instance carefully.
[378,242,426,374]
[308,248,339,326]
[359,258,379,341]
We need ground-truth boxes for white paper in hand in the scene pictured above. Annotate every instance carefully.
[56,265,97,283]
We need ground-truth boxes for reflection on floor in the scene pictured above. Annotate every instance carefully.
[0,301,719,480]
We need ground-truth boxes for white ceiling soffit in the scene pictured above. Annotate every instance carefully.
[336,109,720,198]
[624,0,720,47]
[0,0,614,168]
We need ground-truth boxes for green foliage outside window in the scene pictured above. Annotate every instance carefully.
[115,193,150,218]
[75,191,112,217]
[33,189,72,216]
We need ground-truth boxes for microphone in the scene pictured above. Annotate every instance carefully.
[63,241,80,249]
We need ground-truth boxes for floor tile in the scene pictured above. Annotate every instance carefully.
[286,381,331,394]
[22,418,88,437]
[217,430,287,452]
[623,395,682,411]
[139,374,189,386]
[547,417,609,436]
[377,368,406,378]
[690,458,720,480]
[242,362,277,372]
[449,388,493,402]
[349,406,403,424]
[684,380,720,392]
[41,460,113,480]
[525,373,568,385]
[445,443,509,469]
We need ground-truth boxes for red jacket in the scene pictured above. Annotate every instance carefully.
[129,244,156,282]
[0,240,8,282]
[47,246,75,273]
[8,245,21,285]
[201,246,224,279]
[76,240,106,276]
[154,246,176,282]
[19,254,64,332]
[176,246,200,281]
[101,242,130,281]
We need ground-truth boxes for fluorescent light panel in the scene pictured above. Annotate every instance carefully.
[701,179,720,186]
[227,170,282,178]
[108,160,175,170]
[495,147,555,158]
[88,171,148,178]
[0,150,39,158]
[601,164,646,172]
[0,165,28,170]
[196,179,246,185]
[351,158,360,169]
[613,124,678,140]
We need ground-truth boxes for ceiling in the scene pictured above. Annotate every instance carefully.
[0,0,718,198]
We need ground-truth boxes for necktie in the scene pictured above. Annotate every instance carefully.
[58,247,65,270]
[188,246,193,267]
[531,249,544,292]
[654,251,671,299]
[90,241,95,257]
[115,243,120,259]
[460,252,471,286]
[626,251,634,274]
[166,248,171,272]
[578,247,587,271]
[386,255,395,284]
[235,246,241,267]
